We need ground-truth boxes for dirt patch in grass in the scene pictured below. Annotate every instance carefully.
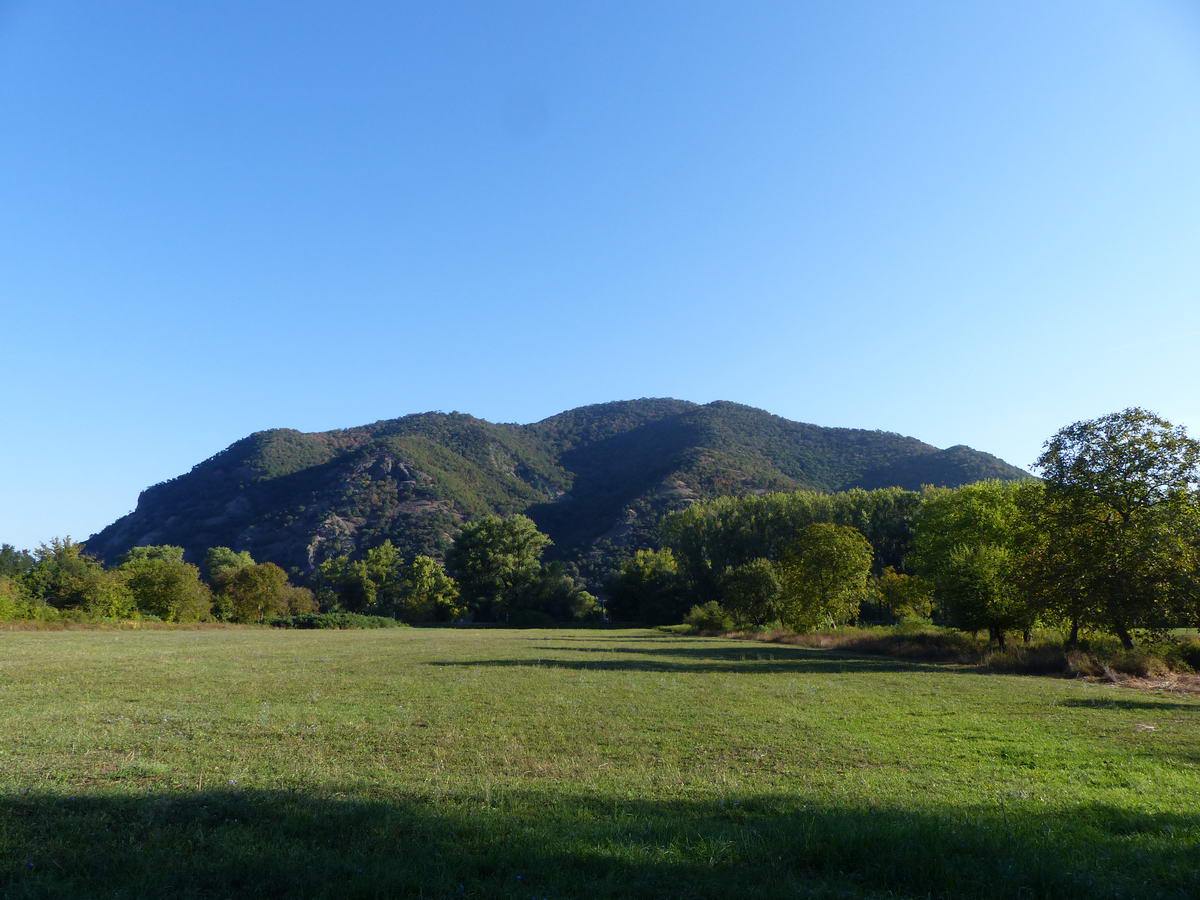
[1092,671,1200,695]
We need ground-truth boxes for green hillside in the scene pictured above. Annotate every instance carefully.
[85,399,1030,573]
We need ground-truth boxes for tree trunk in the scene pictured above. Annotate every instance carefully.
[990,627,1006,650]
[1067,618,1080,648]
[1115,622,1134,650]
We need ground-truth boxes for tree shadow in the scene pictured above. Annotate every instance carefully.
[530,634,692,641]
[538,644,888,661]
[1060,698,1198,712]
[1,788,1195,898]
[428,652,957,676]
[438,639,976,675]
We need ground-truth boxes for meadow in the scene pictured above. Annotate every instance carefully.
[1,628,1197,898]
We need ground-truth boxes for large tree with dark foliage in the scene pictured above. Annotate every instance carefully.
[445,515,552,621]
[1034,408,1200,648]
[909,480,1041,646]
[775,523,874,632]
[606,548,688,624]
[119,546,212,622]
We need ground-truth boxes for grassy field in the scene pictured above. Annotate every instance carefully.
[1,628,1197,898]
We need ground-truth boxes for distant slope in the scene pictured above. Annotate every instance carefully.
[86,399,1030,574]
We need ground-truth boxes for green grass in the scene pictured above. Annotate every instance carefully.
[1,629,1197,898]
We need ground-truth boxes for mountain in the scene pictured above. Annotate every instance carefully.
[85,399,1031,576]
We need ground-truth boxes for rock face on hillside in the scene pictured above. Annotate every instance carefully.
[86,399,1030,574]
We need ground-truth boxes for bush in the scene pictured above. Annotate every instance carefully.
[983,645,1068,675]
[1107,650,1172,678]
[684,601,733,633]
[268,613,406,630]
[1154,639,1200,673]
[1065,649,1102,677]
[722,623,1200,680]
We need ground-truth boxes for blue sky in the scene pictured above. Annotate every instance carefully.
[3,0,1199,551]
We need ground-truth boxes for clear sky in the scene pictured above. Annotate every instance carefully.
[3,0,1199,551]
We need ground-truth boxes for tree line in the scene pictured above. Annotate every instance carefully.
[314,514,598,626]
[0,514,599,627]
[0,540,317,624]
[608,408,1200,649]
[5,407,1196,644]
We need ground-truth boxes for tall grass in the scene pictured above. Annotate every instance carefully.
[717,623,1200,682]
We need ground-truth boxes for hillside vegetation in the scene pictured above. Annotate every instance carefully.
[85,399,1028,573]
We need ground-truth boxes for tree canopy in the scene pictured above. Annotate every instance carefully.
[445,515,552,621]
[1034,408,1200,647]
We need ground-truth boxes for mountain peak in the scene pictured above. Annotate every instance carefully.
[87,400,1030,575]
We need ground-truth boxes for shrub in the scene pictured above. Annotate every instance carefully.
[268,613,406,630]
[684,601,733,633]
[1107,650,1172,678]
[1065,650,1102,677]
[1168,640,1200,672]
[0,576,58,622]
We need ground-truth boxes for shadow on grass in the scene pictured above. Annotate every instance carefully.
[539,644,913,662]
[530,634,692,641]
[429,643,961,675]
[1,788,1195,899]
[426,657,962,675]
[1061,698,1199,712]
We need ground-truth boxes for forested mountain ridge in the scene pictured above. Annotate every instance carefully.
[85,399,1030,573]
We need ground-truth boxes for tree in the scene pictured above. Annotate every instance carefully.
[312,541,412,616]
[119,546,212,622]
[718,558,782,628]
[397,555,462,622]
[874,567,934,621]
[0,544,34,579]
[203,547,255,583]
[314,554,375,614]
[511,562,599,624]
[0,575,48,621]
[313,544,459,622]
[938,544,1028,648]
[203,547,256,619]
[81,572,139,619]
[1034,408,1200,648]
[606,548,687,624]
[659,488,926,606]
[909,481,1040,644]
[124,545,186,564]
[1017,486,1093,646]
[282,585,318,615]
[445,515,551,621]
[25,537,134,615]
[218,562,291,623]
[775,523,873,631]
[363,540,406,616]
